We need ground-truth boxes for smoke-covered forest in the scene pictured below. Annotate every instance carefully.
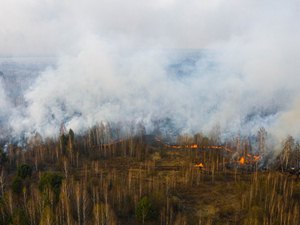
[1,0,300,224]
[0,122,300,225]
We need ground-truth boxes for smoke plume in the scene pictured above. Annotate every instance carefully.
[0,0,299,144]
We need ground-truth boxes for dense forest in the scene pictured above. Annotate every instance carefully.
[0,124,299,225]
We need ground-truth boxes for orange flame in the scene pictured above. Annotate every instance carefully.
[239,157,245,165]
[195,163,204,168]
[253,155,260,161]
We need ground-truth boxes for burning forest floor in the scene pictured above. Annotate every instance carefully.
[0,132,300,225]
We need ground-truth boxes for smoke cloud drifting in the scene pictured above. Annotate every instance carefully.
[0,0,300,142]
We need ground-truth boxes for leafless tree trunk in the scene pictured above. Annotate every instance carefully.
[257,127,267,156]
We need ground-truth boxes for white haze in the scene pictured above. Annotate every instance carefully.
[0,0,300,143]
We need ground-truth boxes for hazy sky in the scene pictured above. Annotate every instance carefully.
[1,0,299,56]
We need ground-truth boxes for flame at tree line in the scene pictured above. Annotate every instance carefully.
[239,157,245,165]
[56,123,300,172]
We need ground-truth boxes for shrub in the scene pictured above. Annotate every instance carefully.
[0,148,7,164]
[17,164,32,179]
[10,208,29,225]
[11,176,23,194]
[39,206,54,225]
[135,196,158,223]
[38,172,63,204]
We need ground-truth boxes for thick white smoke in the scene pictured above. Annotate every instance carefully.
[0,0,299,142]
[8,37,298,139]
[0,79,11,124]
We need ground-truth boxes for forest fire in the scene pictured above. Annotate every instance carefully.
[167,144,199,149]
[2,129,300,225]
[236,154,261,167]
[243,154,261,164]
[190,144,198,149]
[166,143,228,150]
[194,162,204,168]
[239,157,245,165]
[253,155,260,162]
